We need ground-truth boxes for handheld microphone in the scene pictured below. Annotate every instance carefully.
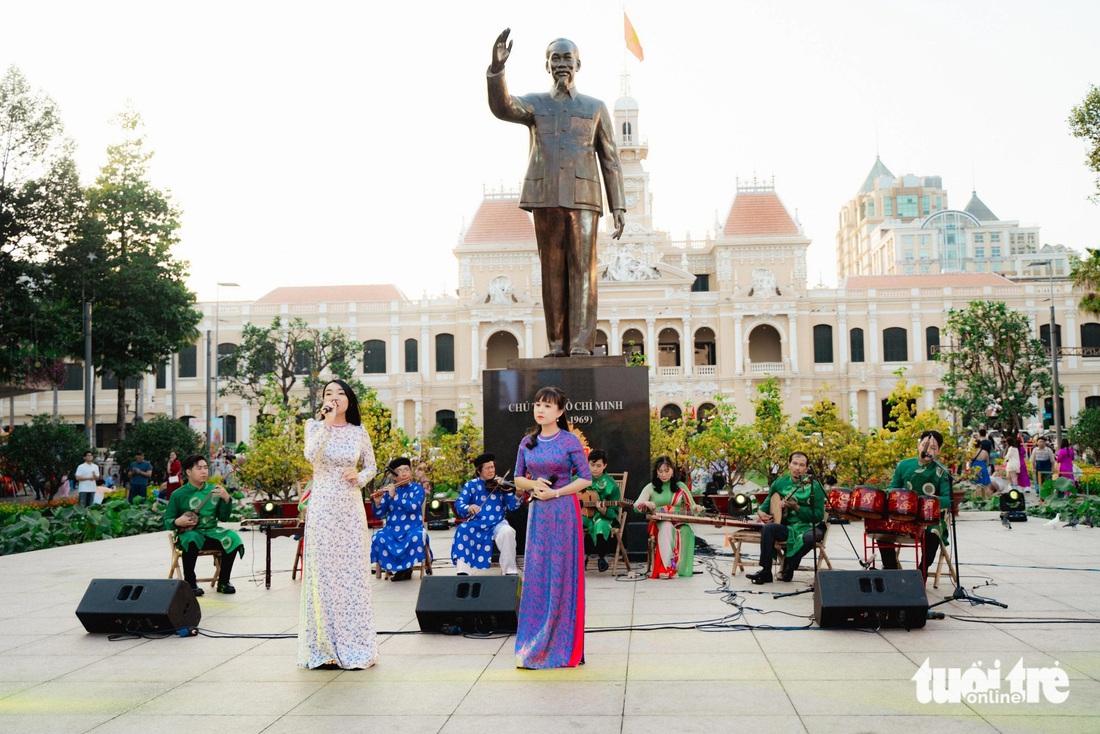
[546,474,559,485]
[321,404,333,414]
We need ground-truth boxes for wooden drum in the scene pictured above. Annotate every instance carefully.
[888,488,919,522]
[827,487,857,520]
[850,486,887,520]
[916,495,940,525]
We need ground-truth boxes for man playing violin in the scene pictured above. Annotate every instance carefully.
[452,452,523,575]
[748,452,827,585]
[370,457,429,581]
[878,430,952,572]
[580,449,620,572]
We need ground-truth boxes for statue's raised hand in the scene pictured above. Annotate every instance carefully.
[491,28,513,73]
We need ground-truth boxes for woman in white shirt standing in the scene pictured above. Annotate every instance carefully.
[74,451,100,506]
[1004,436,1022,489]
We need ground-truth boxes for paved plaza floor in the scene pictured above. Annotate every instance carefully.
[0,509,1098,733]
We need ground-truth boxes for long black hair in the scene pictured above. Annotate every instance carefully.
[524,386,569,449]
[324,379,361,426]
[650,454,676,488]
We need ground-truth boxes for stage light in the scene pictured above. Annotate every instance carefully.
[259,501,277,519]
[426,496,450,530]
[1000,488,1027,522]
[730,492,753,517]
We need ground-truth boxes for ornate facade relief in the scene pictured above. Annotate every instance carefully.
[601,244,661,281]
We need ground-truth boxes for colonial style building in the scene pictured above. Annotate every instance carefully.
[10,91,1098,445]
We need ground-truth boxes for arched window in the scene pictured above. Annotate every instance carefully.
[223,415,237,445]
[622,121,632,137]
[660,404,682,422]
[849,328,865,363]
[594,329,609,357]
[883,327,908,362]
[435,409,457,434]
[1039,323,1062,352]
[486,331,519,370]
[813,324,833,363]
[178,343,197,378]
[404,338,418,373]
[217,342,236,377]
[435,333,455,372]
[925,326,940,360]
[363,339,386,374]
[622,328,644,359]
[1085,396,1100,411]
[1081,323,1100,352]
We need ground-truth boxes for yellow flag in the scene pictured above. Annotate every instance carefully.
[624,12,644,61]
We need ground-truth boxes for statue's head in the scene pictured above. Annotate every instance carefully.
[545,38,580,89]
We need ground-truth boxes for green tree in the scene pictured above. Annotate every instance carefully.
[752,375,793,485]
[1068,407,1100,465]
[0,414,88,499]
[0,66,83,388]
[234,384,311,502]
[219,316,362,412]
[358,385,412,487]
[115,415,203,485]
[422,406,483,495]
[1070,249,1100,317]
[686,395,761,490]
[54,106,199,441]
[937,301,1052,433]
[1068,83,1100,203]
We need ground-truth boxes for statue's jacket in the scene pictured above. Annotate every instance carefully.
[488,68,625,215]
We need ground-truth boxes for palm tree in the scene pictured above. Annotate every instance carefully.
[1071,248,1100,316]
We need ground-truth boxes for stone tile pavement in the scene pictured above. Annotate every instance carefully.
[0,510,1098,733]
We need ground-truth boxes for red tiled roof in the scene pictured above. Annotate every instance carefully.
[255,285,407,304]
[463,198,536,244]
[722,192,800,237]
[845,273,1014,289]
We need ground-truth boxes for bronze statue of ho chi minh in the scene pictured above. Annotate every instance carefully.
[487,28,626,358]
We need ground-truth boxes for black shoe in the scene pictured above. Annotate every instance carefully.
[391,569,413,581]
[188,584,204,597]
[597,557,609,573]
[216,583,236,594]
[779,566,794,582]
[747,570,773,585]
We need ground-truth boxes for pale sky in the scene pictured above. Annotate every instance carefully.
[4,1,1098,303]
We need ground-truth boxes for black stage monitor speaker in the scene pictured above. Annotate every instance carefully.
[814,570,928,630]
[623,520,649,562]
[415,576,519,634]
[76,579,201,633]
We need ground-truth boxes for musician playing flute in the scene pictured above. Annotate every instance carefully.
[748,452,827,585]
[452,452,523,575]
[634,455,699,578]
[369,457,428,582]
[877,430,952,572]
[581,449,620,573]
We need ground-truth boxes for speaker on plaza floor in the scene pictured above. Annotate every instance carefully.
[813,569,928,630]
[415,575,519,634]
[76,578,201,633]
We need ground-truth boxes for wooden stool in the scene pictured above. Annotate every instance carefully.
[167,532,221,587]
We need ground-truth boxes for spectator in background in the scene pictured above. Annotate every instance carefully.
[164,450,183,500]
[1004,436,1022,489]
[1031,436,1055,490]
[128,452,152,503]
[75,451,99,507]
[1056,439,1077,488]
[93,477,107,505]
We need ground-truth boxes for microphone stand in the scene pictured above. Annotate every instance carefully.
[928,459,1007,610]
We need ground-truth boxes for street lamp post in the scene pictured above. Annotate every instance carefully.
[212,282,240,452]
[1028,260,1061,445]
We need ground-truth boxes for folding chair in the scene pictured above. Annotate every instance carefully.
[167,531,222,587]
[607,472,633,576]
